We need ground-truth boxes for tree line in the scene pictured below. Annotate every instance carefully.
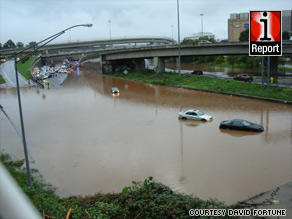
[181,29,291,45]
[0,40,37,50]
[192,55,263,69]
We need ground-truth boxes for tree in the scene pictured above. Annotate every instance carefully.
[282,31,290,40]
[215,56,225,65]
[254,56,262,69]
[206,56,216,63]
[278,56,286,66]
[226,56,238,68]
[239,29,249,41]
[199,36,216,43]
[3,39,16,49]
[27,41,37,47]
[16,42,24,48]
[238,55,248,67]
[246,57,255,68]
[181,39,196,45]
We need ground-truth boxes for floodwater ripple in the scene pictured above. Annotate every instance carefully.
[0,69,291,205]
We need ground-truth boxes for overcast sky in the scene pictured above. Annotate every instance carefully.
[0,0,291,45]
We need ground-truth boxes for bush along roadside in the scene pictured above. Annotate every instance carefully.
[105,70,292,103]
[1,153,231,218]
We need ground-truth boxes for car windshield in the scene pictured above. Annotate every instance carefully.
[197,111,204,116]
[241,121,251,126]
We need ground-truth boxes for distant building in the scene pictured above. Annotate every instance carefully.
[282,10,292,33]
[228,11,292,42]
[228,12,249,42]
[184,32,215,41]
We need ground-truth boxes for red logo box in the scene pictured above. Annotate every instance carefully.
[249,11,282,56]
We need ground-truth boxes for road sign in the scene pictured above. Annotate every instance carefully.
[249,11,282,56]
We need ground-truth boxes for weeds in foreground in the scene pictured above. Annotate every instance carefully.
[1,153,231,218]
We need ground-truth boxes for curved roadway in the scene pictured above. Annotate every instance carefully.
[0,60,28,88]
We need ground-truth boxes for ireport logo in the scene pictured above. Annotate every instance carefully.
[249,11,282,56]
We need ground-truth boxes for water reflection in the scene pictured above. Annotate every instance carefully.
[219,129,262,137]
[0,67,291,205]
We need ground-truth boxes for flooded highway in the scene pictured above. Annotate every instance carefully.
[1,66,292,205]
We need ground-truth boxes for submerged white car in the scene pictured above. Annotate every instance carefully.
[178,109,213,121]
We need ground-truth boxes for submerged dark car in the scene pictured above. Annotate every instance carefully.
[219,119,264,132]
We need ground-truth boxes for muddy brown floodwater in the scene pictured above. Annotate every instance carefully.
[0,66,292,205]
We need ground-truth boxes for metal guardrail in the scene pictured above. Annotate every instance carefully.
[0,162,41,219]
[0,37,177,55]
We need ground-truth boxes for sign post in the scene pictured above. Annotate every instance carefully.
[249,11,282,89]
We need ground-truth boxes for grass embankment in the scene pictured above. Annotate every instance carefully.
[17,56,37,79]
[0,74,4,84]
[106,70,292,102]
[278,66,292,72]
[1,153,231,218]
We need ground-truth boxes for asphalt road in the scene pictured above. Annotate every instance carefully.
[0,60,68,88]
[0,60,28,88]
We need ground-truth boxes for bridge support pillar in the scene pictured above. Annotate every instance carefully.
[154,57,165,73]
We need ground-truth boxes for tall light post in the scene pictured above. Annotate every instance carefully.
[200,13,204,38]
[177,0,181,77]
[108,20,112,40]
[14,24,93,186]
[171,25,174,39]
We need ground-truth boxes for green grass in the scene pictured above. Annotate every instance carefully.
[105,70,292,102]
[16,56,37,79]
[1,153,231,218]
[0,74,5,84]
[278,66,292,72]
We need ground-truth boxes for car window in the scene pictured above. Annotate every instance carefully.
[197,111,204,116]
[233,122,243,126]
[241,121,251,126]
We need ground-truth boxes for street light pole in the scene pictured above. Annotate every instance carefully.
[200,14,204,38]
[14,24,93,186]
[108,20,112,40]
[14,52,32,186]
[177,0,181,77]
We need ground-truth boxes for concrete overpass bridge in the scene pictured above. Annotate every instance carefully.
[0,36,176,55]
[92,41,292,73]
[38,41,292,74]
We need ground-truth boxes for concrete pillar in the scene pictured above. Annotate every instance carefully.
[99,56,103,74]
[270,56,278,75]
[153,57,165,73]
[134,59,145,70]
